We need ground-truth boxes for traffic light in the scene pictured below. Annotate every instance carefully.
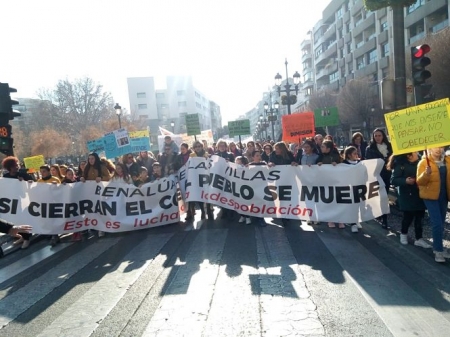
[0,83,20,156]
[411,44,431,86]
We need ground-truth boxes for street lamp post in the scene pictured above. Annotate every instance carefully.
[170,121,175,133]
[264,93,279,141]
[274,59,301,115]
[259,114,270,140]
[114,103,122,129]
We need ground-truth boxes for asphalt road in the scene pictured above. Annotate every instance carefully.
[1,208,450,337]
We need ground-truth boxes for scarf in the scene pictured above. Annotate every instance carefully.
[377,143,389,158]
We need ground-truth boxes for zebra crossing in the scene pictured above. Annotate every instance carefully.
[1,217,450,337]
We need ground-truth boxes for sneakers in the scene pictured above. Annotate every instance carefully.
[21,240,30,249]
[238,216,245,223]
[351,225,358,233]
[434,249,450,259]
[435,252,446,263]
[400,234,408,245]
[245,217,252,225]
[414,239,432,249]
[98,231,105,238]
[356,223,362,229]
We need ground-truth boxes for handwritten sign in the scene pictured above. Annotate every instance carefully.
[314,107,340,127]
[103,128,132,159]
[282,112,315,143]
[384,98,450,155]
[228,119,251,137]
[87,137,105,153]
[130,137,151,152]
[129,130,150,138]
[23,155,45,170]
[186,114,200,136]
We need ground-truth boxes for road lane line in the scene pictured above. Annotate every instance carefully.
[35,233,172,337]
[0,237,121,329]
[316,229,450,337]
[142,229,228,337]
[0,242,73,285]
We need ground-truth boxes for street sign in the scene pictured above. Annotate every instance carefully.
[228,119,251,137]
[313,107,339,127]
[186,113,200,136]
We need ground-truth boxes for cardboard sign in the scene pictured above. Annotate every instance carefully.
[384,98,450,154]
[129,130,150,138]
[103,128,132,159]
[87,137,106,153]
[23,155,45,170]
[282,112,315,143]
[228,119,251,137]
[314,107,340,127]
[186,114,200,136]
[130,137,151,152]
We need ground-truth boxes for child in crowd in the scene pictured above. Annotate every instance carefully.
[235,156,251,225]
[342,146,362,233]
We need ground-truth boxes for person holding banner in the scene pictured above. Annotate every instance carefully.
[190,141,214,220]
[388,153,430,248]
[122,153,140,183]
[349,132,368,160]
[365,129,393,229]
[1,156,35,249]
[416,147,450,263]
[177,143,192,168]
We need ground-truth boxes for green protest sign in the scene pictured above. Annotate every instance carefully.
[228,119,251,137]
[186,113,201,136]
[313,107,340,127]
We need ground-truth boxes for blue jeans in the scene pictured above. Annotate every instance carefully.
[424,194,448,252]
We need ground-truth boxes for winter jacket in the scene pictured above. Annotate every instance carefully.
[390,157,425,211]
[416,156,450,201]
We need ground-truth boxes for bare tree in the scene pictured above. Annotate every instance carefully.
[30,129,72,158]
[36,77,115,133]
[337,78,380,126]
[308,89,337,111]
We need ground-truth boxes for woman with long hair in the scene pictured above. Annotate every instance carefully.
[111,163,132,184]
[77,160,87,181]
[268,142,296,167]
[50,164,64,181]
[417,147,450,262]
[365,129,393,229]
[262,143,273,163]
[229,142,242,157]
[349,132,368,160]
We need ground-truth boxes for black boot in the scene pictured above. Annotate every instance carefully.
[381,215,389,229]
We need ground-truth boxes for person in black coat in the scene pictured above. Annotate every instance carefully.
[365,128,393,229]
[388,153,431,248]
[268,142,296,166]
[214,140,235,162]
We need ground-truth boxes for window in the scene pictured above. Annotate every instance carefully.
[177,90,185,96]
[156,93,165,98]
[408,0,426,14]
[382,43,390,57]
[356,56,365,70]
[329,71,339,83]
[381,20,388,31]
[160,104,168,109]
[338,28,343,39]
[346,23,350,33]
[178,101,187,107]
[367,49,377,64]
[137,92,146,98]
[336,7,343,19]
[348,61,353,74]
[138,104,147,109]
[354,13,363,26]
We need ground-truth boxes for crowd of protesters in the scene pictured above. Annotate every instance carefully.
[1,132,449,263]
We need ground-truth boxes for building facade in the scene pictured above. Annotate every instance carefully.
[127,76,222,146]
[300,0,449,107]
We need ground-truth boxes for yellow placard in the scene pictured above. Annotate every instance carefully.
[384,98,450,155]
[23,155,45,170]
[129,130,150,138]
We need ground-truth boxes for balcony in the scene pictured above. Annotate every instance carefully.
[300,39,311,49]
[302,52,312,62]
[431,19,449,33]
[323,24,336,41]
[316,68,328,81]
[409,31,425,44]
[323,43,337,59]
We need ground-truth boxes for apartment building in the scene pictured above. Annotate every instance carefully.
[300,0,449,104]
[127,76,221,140]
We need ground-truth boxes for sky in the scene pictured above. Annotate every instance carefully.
[1,0,331,125]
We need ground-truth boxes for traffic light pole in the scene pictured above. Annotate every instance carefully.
[392,5,407,110]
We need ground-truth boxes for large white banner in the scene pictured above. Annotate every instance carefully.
[179,157,389,223]
[0,177,184,234]
[0,157,389,234]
